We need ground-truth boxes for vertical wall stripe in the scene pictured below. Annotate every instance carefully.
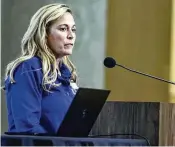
[169,0,175,103]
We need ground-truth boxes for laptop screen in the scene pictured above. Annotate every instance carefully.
[56,88,111,137]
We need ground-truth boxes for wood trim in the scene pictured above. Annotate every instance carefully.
[159,103,175,145]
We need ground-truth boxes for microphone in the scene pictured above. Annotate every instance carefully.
[104,57,175,85]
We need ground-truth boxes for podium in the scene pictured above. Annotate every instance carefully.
[1,134,148,146]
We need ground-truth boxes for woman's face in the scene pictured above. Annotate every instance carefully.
[47,12,76,58]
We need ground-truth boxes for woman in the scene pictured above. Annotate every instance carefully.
[4,3,79,134]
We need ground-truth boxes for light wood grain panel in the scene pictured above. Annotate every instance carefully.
[159,103,175,145]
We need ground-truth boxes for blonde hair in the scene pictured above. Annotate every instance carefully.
[5,3,77,91]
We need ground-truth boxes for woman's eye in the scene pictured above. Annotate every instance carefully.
[72,28,76,32]
[59,28,67,31]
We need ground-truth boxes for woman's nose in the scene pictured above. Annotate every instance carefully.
[67,31,74,40]
[67,35,73,40]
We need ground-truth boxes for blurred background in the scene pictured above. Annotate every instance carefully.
[1,0,175,145]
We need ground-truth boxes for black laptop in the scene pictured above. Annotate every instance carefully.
[56,87,111,137]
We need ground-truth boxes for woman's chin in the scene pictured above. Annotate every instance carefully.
[54,49,73,58]
[64,50,72,56]
[59,51,72,57]
[64,49,73,55]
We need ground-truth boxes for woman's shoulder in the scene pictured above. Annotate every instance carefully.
[4,56,43,90]
[22,56,42,69]
[12,56,43,77]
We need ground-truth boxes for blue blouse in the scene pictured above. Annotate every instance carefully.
[4,56,77,134]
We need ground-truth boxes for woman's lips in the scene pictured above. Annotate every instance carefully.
[64,44,73,48]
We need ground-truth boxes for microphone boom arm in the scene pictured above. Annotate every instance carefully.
[116,63,175,85]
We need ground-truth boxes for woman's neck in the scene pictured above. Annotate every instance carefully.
[56,58,62,76]
[56,58,62,68]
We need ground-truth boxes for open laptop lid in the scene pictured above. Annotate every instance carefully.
[56,87,111,137]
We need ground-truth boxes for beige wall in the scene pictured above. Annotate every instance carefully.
[105,0,172,102]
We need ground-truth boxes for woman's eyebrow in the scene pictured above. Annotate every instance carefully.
[58,24,76,28]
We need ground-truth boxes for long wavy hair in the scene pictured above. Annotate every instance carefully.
[5,3,77,91]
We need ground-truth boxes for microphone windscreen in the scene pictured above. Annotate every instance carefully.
[104,57,116,68]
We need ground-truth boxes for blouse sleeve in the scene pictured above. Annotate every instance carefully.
[8,61,46,133]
